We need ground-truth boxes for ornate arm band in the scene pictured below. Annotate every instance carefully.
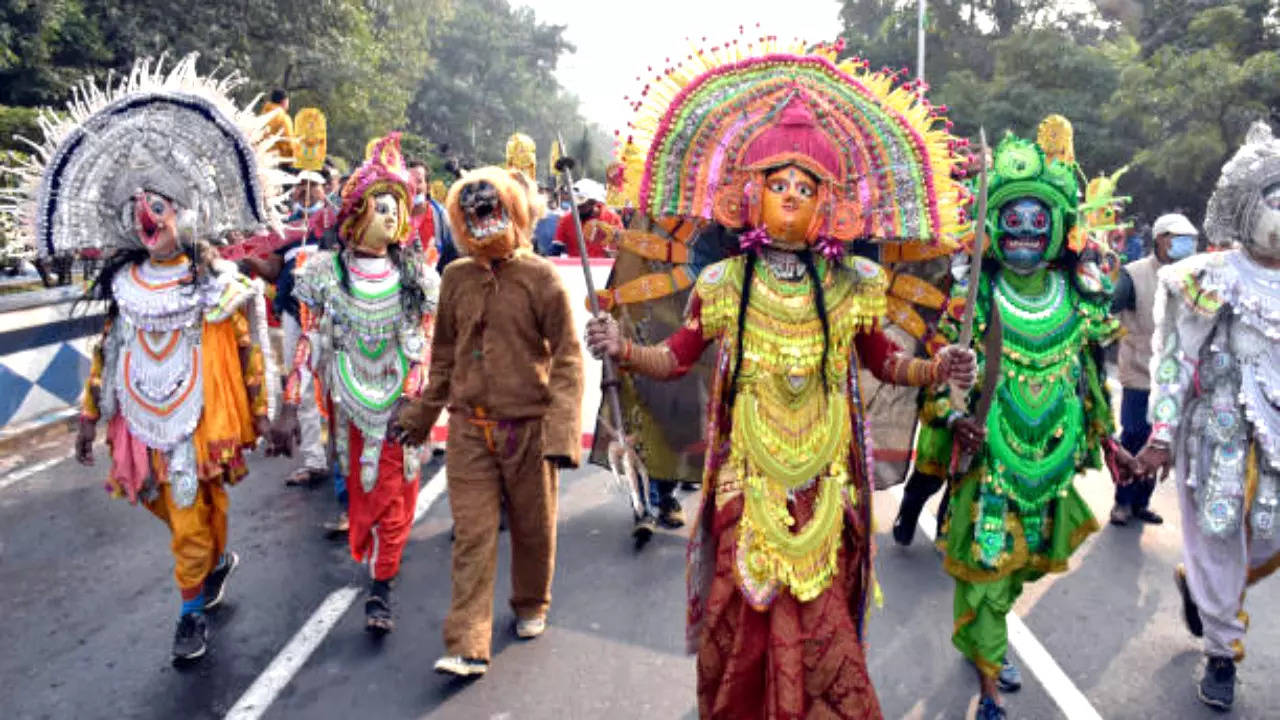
[887,353,943,387]
[620,340,678,379]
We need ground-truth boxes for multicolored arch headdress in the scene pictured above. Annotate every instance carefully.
[338,132,413,245]
[619,37,968,248]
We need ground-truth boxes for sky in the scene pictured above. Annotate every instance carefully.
[526,0,849,136]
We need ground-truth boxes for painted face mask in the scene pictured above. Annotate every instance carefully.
[354,193,401,255]
[1167,234,1196,261]
[1251,182,1280,260]
[998,197,1051,273]
[761,166,819,247]
[134,190,180,260]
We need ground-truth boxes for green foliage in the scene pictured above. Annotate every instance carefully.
[839,0,1280,224]
[407,0,611,184]
[0,104,43,151]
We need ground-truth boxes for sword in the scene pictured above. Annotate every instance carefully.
[954,304,1003,474]
[552,133,654,530]
[950,127,989,414]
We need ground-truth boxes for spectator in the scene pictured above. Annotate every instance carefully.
[534,187,567,256]
[555,178,622,257]
[1109,212,1199,527]
[406,158,458,271]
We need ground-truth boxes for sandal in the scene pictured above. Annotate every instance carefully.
[285,467,328,487]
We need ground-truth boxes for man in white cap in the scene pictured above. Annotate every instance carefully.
[1108,212,1199,526]
[554,177,622,257]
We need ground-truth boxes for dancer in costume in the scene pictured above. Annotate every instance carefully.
[3,55,284,661]
[584,216,720,533]
[270,133,439,634]
[396,166,584,678]
[584,38,974,718]
[917,117,1136,719]
[1136,121,1280,712]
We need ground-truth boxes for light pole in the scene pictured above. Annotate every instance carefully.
[917,0,927,82]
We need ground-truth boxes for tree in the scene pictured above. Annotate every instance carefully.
[1105,2,1280,218]
[407,0,611,184]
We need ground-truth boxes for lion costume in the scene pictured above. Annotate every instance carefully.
[398,166,584,673]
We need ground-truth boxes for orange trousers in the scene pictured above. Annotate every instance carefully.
[144,478,228,600]
[443,412,559,660]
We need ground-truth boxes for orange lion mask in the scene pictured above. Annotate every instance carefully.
[445,166,547,261]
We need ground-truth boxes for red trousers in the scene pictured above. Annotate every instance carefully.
[345,422,420,581]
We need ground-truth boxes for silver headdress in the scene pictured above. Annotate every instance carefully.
[2,54,289,257]
[1204,121,1280,250]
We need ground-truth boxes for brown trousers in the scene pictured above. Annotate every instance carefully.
[444,411,559,660]
[145,478,228,599]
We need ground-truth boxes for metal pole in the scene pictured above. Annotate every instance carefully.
[917,0,927,83]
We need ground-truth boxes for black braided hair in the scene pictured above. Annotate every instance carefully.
[798,248,832,393]
[726,249,757,409]
[74,243,203,319]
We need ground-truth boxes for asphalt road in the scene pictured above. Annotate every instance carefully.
[2,436,1279,720]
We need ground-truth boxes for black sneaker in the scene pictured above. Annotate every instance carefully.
[633,513,657,549]
[203,551,239,611]
[658,496,685,529]
[1198,656,1236,711]
[1134,508,1164,525]
[976,696,1006,720]
[1174,564,1204,638]
[365,580,394,635]
[172,613,208,661]
[998,657,1022,693]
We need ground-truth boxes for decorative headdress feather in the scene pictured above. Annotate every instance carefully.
[2,54,288,257]
[617,35,968,247]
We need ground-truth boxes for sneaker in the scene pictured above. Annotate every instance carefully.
[365,581,394,635]
[1109,504,1132,526]
[434,654,489,677]
[515,616,546,639]
[203,551,239,611]
[658,496,685,529]
[172,613,208,661]
[998,658,1022,693]
[1134,508,1164,524]
[1174,564,1204,638]
[633,513,657,548]
[975,696,1006,720]
[1198,656,1236,711]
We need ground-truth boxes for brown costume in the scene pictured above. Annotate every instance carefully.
[398,167,584,661]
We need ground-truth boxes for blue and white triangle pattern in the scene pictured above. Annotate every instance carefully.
[0,340,92,428]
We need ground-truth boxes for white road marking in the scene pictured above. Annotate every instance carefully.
[886,485,1104,720]
[224,464,447,720]
[414,464,448,523]
[223,586,361,720]
[0,451,74,493]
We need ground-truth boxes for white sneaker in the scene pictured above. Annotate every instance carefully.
[515,616,546,639]
[433,654,489,677]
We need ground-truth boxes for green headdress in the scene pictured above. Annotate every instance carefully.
[985,131,1080,264]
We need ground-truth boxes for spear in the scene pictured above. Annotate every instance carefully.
[552,134,655,540]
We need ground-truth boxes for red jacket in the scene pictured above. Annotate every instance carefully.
[556,206,622,257]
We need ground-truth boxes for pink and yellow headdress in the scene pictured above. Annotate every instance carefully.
[619,36,968,248]
[338,132,413,245]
